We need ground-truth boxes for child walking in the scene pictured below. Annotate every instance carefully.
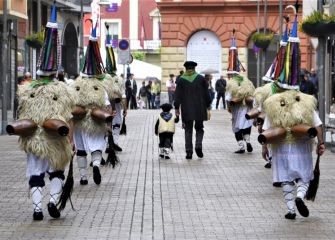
[155,103,179,159]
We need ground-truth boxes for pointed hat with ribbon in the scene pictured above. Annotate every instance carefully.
[227,29,245,75]
[36,0,60,76]
[81,19,105,78]
[277,5,301,90]
[105,23,117,75]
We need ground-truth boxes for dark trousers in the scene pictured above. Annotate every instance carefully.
[159,132,173,149]
[216,92,226,109]
[147,93,152,109]
[126,93,137,109]
[234,127,251,141]
[184,120,204,154]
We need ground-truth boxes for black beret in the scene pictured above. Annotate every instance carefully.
[183,61,197,69]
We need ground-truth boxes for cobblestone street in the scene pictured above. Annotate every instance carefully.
[1,109,335,240]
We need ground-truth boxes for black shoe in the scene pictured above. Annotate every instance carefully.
[273,182,282,187]
[89,162,93,167]
[234,149,245,154]
[295,198,309,217]
[101,157,106,166]
[285,212,296,220]
[80,179,88,185]
[195,148,204,158]
[164,155,170,160]
[159,154,164,158]
[247,143,253,152]
[113,144,123,152]
[264,162,272,168]
[93,166,101,185]
[47,202,60,219]
[186,153,192,160]
[33,211,44,221]
[105,147,110,154]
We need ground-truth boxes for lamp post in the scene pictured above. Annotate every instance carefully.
[317,0,326,135]
[1,0,8,134]
[256,0,260,87]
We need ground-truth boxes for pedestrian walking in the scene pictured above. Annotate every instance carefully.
[215,75,227,109]
[155,103,179,159]
[11,2,76,220]
[146,80,153,109]
[166,74,176,104]
[309,68,318,100]
[174,61,211,159]
[260,11,326,220]
[72,20,112,186]
[139,81,149,109]
[205,74,215,104]
[125,74,137,109]
[300,73,315,96]
[175,70,184,85]
[225,29,255,154]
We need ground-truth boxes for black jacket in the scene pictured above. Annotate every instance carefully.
[174,74,211,122]
[215,78,227,94]
[125,79,137,96]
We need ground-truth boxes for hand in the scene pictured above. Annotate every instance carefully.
[316,142,325,156]
[262,145,269,161]
[175,109,180,116]
[111,110,117,117]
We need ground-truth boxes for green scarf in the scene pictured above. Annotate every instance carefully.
[271,82,285,94]
[30,78,53,88]
[232,75,244,85]
[181,70,198,83]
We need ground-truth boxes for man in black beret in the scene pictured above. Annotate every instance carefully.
[174,61,212,159]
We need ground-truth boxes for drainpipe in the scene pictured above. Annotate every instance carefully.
[1,0,8,134]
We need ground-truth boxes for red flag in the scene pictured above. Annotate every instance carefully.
[140,18,145,49]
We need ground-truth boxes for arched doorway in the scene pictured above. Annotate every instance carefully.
[247,31,278,87]
[186,30,222,81]
[62,22,78,77]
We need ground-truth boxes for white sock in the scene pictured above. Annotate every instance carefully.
[237,140,245,150]
[164,148,170,157]
[282,182,295,214]
[113,127,120,145]
[31,187,43,212]
[92,151,102,167]
[77,156,88,180]
[297,179,309,199]
[49,177,63,204]
[243,134,250,143]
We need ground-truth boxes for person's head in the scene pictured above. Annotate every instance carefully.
[58,70,65,82]
[169,74,174,79]
[220,75,224,79]
[179,70,184,75]
[24,72,32,79]
[183,61,197,71]
[120,73,124,78]
[303,73,309,81]
[160,103,173,113]
[142,81,145,86]
[311,68,316,76]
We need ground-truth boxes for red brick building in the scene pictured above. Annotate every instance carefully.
[157,0,312,87]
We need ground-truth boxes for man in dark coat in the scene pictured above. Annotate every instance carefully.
[125,74,137,109]
[215,75,227,109]
[174,61,212,159]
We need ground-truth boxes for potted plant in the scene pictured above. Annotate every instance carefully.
[251,32,274,50]
[25,29,44,49]
[301,10,335,38]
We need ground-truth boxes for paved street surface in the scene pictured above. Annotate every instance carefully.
[1,109,335,240]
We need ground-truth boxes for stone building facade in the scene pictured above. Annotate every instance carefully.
[157,0,311,88]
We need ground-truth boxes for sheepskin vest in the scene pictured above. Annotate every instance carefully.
[158,116,176,133]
